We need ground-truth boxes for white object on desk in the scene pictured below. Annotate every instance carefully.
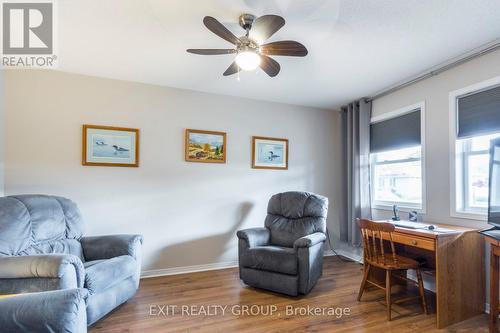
[387,220,458,233]
[391,221,428,229]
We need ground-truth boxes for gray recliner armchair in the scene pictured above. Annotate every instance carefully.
[0,194,143,327]
[237,191,328,296]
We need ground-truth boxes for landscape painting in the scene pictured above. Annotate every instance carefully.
[252,136,288,170]
[83,125,139,167]
[185,129,226,163]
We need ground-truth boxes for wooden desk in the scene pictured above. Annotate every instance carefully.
[484,235,500,332]
[368,222,485,329]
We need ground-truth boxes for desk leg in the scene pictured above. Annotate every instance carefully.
[436,231,485,328]
[490,248,499,333]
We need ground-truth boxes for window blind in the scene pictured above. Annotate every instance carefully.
[457,85,500,139]
[370,110,421,153]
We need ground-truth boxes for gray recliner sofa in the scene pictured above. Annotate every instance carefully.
[0,194,143,326]
[237,191,328,296]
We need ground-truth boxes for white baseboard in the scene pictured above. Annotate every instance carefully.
[141,261,238,279]
[142,251,361,279]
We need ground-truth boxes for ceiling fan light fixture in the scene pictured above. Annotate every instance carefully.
[235,51,261,71]
[189,14,307,77]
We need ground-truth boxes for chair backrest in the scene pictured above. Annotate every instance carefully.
[264,191,328,247]
[0,195,85,259]
[357,218,398,265]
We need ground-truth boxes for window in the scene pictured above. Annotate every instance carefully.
[371,146,422,209]
[370,103,425,211]
[451,79,500,219]
[456,133,500,214]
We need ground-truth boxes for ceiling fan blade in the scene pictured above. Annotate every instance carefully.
[259,55,280,77]
[223,62,241,76]
[203,16,241,45]
[250,15,285,42]
[187,49,236,55]
[260,41,308,57]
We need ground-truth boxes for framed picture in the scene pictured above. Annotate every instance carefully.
[252,136,288,170]
[185,129,226,163]
[82,125,139,167]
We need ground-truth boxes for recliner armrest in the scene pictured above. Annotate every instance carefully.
[293,232,326,249]
[81,234,143,261]
[237,228,270,248]
[0,289,88,333]
[0,254,85,288]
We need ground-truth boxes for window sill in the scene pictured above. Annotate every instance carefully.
[372,203,425,214]
[450,210,487,221]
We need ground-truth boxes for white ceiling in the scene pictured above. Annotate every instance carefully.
[57,0,500,109]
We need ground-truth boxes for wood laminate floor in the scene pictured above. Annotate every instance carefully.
[89,256,487,332]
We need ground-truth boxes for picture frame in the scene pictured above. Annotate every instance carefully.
[185,129,227,163]
[252,136,288,170]
[82,124,139,167]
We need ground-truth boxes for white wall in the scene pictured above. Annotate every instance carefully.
[371,48,500,228]
[4,70,341,274]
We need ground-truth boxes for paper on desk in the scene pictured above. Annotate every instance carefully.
[421,227,458,233]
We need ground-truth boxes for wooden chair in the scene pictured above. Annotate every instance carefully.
[357,218,428,321]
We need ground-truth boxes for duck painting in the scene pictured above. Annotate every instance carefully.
[83,125,138,167]
[112,145,129,152]
[268,151,280,161]
[252,137,287,169]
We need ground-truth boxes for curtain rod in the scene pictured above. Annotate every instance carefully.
[365,39,500,103]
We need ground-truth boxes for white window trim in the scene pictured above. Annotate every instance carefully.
[370,101,427,214]
[449,75,500,221]
[460,139,496,214]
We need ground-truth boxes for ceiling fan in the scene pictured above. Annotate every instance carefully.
[187,14,308,77]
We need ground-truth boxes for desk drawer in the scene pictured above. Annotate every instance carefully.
[392,233,435,251]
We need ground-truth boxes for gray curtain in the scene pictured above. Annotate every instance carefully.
[340,99,372,246]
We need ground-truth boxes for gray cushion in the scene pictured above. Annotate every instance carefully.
[236,228,270,248]
[84,255,136,294]
[240,267,299,296]
[267,191,328,219]
[86,276,137,325]
[83,259,105,269]
[241,245,297,275]
[0,254,85,288]
[81,234,143,261]
[0,288,88,333]
[264,192,328,247]
[294,232,327,249]
[20,239,84,260]
[0,195,84,258]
